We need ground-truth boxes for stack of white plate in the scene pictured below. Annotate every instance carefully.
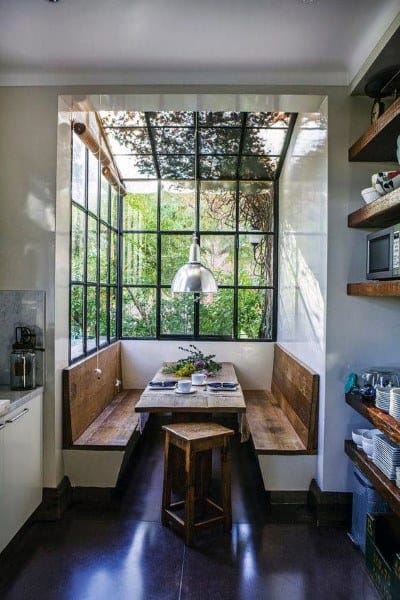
[396,467,400,489]
[373,433,400,480]
[389,388,400,421]
[375,387,391,412]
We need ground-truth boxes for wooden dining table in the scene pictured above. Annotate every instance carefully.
[135,362,249,441]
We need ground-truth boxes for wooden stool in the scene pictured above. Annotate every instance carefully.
[161,422,234,545]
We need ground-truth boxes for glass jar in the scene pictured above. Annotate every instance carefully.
[10,349,36,390]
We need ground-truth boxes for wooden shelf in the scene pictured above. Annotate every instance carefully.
[345,440,400,517]
[348,188,400,228]
[347,281,400,297]
[345,392,400,444]
[349,97,400,162]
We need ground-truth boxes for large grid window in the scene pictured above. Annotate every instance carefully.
[69,133,119,361]
[120,179,277,340]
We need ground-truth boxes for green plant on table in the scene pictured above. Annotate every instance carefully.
[162,344,221,377]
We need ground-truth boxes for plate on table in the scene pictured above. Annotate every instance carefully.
[175,388,196,395]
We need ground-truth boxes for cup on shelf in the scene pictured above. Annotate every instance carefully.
[191,372,207,385]
[176,380,192,393]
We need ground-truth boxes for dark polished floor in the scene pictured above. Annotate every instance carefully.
[0,416,379,600]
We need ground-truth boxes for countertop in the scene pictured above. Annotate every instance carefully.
[0,386,44,415]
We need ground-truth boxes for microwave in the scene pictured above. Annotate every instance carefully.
[367,224,400,280]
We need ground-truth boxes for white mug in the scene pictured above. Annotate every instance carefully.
[191,372,207,385]
[177,380,192,392]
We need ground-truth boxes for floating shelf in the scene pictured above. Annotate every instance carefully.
[348,188,400,229]
[349,97,400,162]
[345,440,400,517]
[345,393,400,445]
[347,281,400,297]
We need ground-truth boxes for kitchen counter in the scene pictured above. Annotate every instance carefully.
[0,386,44,415]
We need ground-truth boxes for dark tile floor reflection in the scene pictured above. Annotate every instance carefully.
[0,416,379,600]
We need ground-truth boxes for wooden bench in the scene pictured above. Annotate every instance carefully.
[62,342,144,487]
[245,344,319,455]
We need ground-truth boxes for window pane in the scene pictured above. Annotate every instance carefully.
[100,225,109,284]
[110,287,117,339]
[200,156,237,180]
[239,182,274,232]
[199,181,236,231]
[160,182,195,231]
[240,156,278,180]
[72,135,86,207]
[243,129,286,155]
[246,112,291,128]
[100,110,147,127]
[198,111,241,127]
[238,234,274,286]
[149,111,193,127]
[110,232,118,285]
[200,235,234,285]
[199,128,241,155]
[123,182,157,230]
[114,155,156,179]
[87,216,98,282]
[86,286,97,351]
[199,289,234,337]
[153,127,194,155]
[71,205,85,282]
[100,176,109,222]
[158,156,194,179]
[70,285,84,360]
[87,152,99,214]
[99,287,108,346]
[123,233,157,285]
[122,287,156,337]
[105,128,152,154]
[238,289,273,339]
[111,188,119,229]
[161,234,191,285]
[160,290,194,336]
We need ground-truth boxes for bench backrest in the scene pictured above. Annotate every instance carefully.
[271,344,319,452]
[63,342,122,446]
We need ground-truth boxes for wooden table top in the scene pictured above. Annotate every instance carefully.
[135,362,246,413]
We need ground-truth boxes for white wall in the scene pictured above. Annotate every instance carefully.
[261,102,328,491]
[121,340,273,390]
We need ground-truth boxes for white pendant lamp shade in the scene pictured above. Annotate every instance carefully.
[171,234,218,294]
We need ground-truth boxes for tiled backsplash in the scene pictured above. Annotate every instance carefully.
[0,290,45,386]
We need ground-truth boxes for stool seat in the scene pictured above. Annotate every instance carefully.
[162,422,235,442]
[161,421,234,545]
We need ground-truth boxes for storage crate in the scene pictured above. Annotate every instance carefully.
[351,468,389,553]
[365,513,400,600]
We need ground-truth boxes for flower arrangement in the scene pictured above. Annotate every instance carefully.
[162,344,221,377]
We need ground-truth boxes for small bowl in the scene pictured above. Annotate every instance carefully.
[352,428,368,448]
[361,187,381,204]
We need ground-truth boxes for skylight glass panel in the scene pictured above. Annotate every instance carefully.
[114,155,156,179]
[105,128,152,155]
[243,129,286,156]
[148,111,194,127]
[99,111,147,127]
[199,128,241,155]
[158,155,194,179]
[200,156,237,179]
[198,111,242,127]
[239,156,278,180]
[152,127,194,155]
[247,112,291,128]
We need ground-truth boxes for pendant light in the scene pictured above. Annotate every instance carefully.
[171,115,218,295]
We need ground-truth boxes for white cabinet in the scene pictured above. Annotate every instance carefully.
[0,392,43,553]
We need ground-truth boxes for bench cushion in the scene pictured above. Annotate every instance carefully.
[73,389,142,450]
[245,391,310,454]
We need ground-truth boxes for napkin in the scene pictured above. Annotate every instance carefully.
[207,382,237,389]
[149,380,177,388]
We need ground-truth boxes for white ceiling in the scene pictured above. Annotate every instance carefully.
[0,0,398,86]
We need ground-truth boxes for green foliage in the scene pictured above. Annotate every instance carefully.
[162,344,222,375]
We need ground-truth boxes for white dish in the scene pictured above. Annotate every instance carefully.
[352,428,368,448]
[0,399,10,417]
[191,382,207,386]
[174,388,196,395]
[361,186,380,204]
